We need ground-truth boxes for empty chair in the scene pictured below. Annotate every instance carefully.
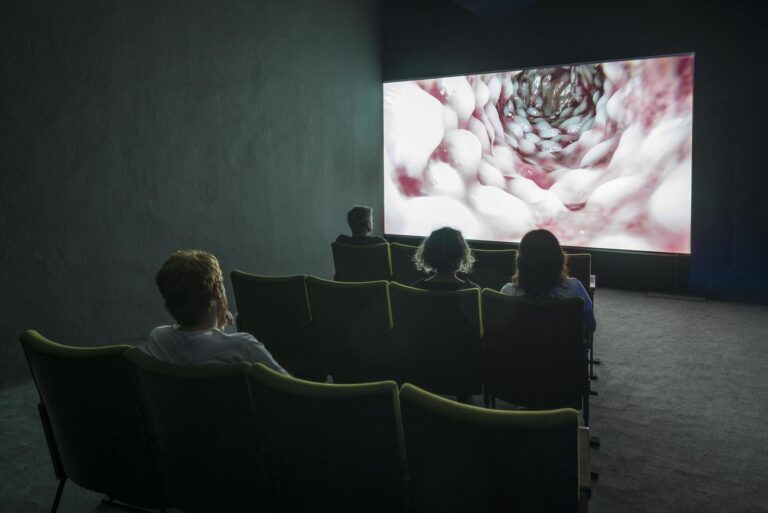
[305,276,395,383]
[389,242,426,285]
[331,241,391,282]
[248,363,406,513]
[481,290,591,423]
[466,248,517,290]
[389,282,482,397]
[19,330,166,513]
[564,253,599,378]
[230,271,316,378]
[399,383,582,513]
[123,349,266,513]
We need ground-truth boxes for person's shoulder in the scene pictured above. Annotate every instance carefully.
[140,326,176,356]
[225,331,286,371]
[562,277,587,291]
[335,234,351,243]
[500,282,521,295]
[558,277,590,299]
[355,236,388,245]
[148,325,175,339]
[215,330,262,345]
[205,330,265,357]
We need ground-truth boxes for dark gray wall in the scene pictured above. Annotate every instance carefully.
[1,0,382,388]
[383,0,768,304]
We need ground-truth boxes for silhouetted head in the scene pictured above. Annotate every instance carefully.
[155,249,228,328]
[347,206,373,236]
[514,229,568,296]
[414,227,475,276]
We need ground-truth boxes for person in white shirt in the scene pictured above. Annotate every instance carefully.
[501,229,596,332]
[140,249,287,373]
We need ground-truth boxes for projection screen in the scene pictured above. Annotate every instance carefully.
[383,54,694,253]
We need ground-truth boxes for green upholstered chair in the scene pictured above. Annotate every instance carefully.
[230,271,316,378]
[248,364,406,513]
[389,282,482,397]
[331,241,392,282]
[464,248,517,290]
[564,252,599,379]
[399,383,581,513]
[389,242,426,285]
[305,276,395,383]
[480,291,591,424]
[123,349,266,513]
[19,330,166,513]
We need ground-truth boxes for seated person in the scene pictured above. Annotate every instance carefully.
[140,249,287,372]
[501,229,596,332]
[336,205,388,245]
[411,227,480,291]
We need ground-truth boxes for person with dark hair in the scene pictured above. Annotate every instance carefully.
[139,249,287,371]
[411,227,479,291]
[336,205,388,245]
[501,229,596,332]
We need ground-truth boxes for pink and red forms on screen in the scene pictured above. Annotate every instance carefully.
[383,54,694,254]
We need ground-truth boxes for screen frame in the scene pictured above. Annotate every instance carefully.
[382,52,695,256]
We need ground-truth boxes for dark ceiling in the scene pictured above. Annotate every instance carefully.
[452,0,540,26]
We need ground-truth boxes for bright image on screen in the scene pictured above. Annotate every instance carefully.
[384,54,693,253]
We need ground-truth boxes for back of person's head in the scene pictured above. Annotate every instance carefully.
[155,250,224,327]
[514,229,568,296]
[347,205,373,235]
[414,227,475,275]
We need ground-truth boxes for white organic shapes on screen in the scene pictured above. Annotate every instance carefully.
[384,83,444,178]
[383,55,694,253]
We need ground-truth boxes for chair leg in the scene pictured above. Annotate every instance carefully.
[583,390,590,427]
[100,497,165,513]
[588,333,599,379]
[583,394,601,447]
[50,478,66,513]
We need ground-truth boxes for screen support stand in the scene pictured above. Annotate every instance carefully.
[647,253,705,301]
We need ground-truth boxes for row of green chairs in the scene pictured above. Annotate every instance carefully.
[332,242,594,294]
[21,330,590,513]
[332,242,519,290]
[331,245,599,378]
[231,272,592,424]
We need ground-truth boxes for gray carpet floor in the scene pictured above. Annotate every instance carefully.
[2,288,767,512]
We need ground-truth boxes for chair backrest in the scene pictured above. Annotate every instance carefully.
[305,276,394,383]
[466,248,517,290]
[565,253,592,295]
[399,383,579,513]
[481,290,586,409]
[19,330,165,508]
[389,243,426,285]
[389,283,482,396]
[123,349,265,513]
[248,364,406,513]
[230,271,315,377]
[331,241,392,282]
